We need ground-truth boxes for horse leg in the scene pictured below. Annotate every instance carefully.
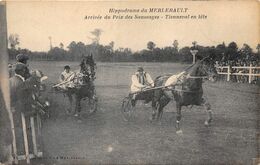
[151,90,162,121]
[156,104,163,125]
[157,96,170,122]
[156,103,161,121]
[75,96,81,117]
[204,101,212,126]
[151,100,157,121]
[67,93,73,114]
[176,103,183,134]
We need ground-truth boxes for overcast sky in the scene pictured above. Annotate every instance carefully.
[6,1,259,52]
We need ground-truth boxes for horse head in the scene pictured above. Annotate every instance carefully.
[198,59,218,82]
[177,58,216,91]
[30,69,48,91]
[186,57,217,81]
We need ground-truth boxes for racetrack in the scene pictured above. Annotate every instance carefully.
[28,61,259,164]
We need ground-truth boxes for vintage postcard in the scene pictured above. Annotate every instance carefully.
[0,0,259,164]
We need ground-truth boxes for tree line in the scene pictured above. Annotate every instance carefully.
[8,33,260,63]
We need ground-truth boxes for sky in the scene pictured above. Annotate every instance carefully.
[6,0,260,52]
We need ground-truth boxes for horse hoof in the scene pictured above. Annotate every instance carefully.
[149,117,155,122]
[66,109,71,114]
[176,130,183,135]
[123,118,129,122]
[204,121,210,126]
[77,119,82,123]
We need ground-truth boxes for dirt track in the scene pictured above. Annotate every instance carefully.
[28,61,258,165]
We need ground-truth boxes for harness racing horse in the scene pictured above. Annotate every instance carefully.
[151,59,217,134]
[68,73,97,117]
[62,58,98,117]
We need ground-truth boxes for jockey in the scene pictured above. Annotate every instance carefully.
[131,67,154,93]
[59,65,76,90]
[130,67,154,102]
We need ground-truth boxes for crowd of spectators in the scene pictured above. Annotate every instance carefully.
[215,59,260,84]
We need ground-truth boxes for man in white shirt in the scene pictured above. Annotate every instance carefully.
[130,67,154,106]
[131,67,154,93]
[59,65,75,90]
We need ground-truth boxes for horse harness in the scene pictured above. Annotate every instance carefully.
[159,74,206,94]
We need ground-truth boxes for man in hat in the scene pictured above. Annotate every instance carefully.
[9,54,30,79]
[9,63,35,156]
[16,53,29,65]
[9,63,31,113]
[131,67,154,93]
[130,67,154,105]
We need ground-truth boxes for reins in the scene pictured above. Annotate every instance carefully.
[130,83,202,95]
[186,75,208,79]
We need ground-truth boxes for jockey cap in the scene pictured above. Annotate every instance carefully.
[16,54,29,63]
[137,67,144,72]
[64,65,70,70]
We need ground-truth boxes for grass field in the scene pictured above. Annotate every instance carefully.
[28,61,259,165]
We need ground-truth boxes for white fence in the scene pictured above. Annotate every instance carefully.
[216,64,260,83]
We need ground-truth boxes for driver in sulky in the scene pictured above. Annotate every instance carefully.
[130,67,154,106]
[59,65,76,90]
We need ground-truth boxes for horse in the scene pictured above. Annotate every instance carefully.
[55,57,98,118]
[151,59,217,134]
[66,73,97,117]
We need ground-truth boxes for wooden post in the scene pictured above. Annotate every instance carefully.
[21,113,30,164]
[0,2,17,164]
[249,64,252,83]
[10,109,18,164]
[30,116,38,156]
[227,66,230,81]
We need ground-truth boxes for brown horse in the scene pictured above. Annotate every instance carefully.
[54,56,97,118]
[151,59,216,134]
[67,74,97,117]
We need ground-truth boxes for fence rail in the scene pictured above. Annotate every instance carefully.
[216,64,260,83]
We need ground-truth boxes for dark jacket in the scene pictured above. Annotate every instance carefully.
[10,74,36,115]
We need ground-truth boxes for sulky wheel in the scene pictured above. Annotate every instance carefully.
[121,96,135,121]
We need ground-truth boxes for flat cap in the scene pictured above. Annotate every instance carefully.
[64,65,70,69]
[16,54,29,62]
[137,67,144,72]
